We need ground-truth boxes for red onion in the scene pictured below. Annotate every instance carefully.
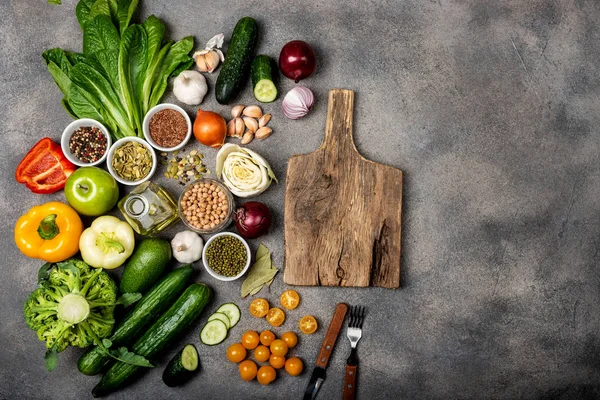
[233,201,272,239]
[279,40,316,82]
[282,86,314,120]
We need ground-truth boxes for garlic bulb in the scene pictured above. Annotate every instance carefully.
[282,86,314,119]
[173,70,208,105]
[193,33,225,73]
[171,231,203,263]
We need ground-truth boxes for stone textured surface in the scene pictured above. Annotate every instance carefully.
[1,0,600,399]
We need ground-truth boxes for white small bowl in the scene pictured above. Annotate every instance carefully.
[202,232,251,282]
[142,103,192,152]
[106,137,157,186]
[61,119,112,167]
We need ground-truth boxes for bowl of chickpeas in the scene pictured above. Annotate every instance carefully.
[178,178,234,234]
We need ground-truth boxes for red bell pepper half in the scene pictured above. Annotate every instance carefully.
[15,137,77,194]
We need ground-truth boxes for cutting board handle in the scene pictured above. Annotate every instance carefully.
[323,89,357,154]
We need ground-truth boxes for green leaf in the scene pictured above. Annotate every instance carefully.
[118,24,148,133]
[48,0,61,5]
[75,0,95,29]
[148,36,194,109]
[83,15,120,57]
[116,0,139,35]
[61,98,78,119]
[256,244,270,260]
[116,292,142,307]
[57,261,81,277]
[91,49,120,92]
[38,263,55,285]
[114,347,154,367]
[44,349,58,371]
[88,0,111,21]
[139,15,165,115]
[102,338,112,348]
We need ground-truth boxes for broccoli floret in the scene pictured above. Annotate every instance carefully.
[23,259,120,369]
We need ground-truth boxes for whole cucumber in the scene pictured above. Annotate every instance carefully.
[77,266,192,375]
[92,283,213,397]
[215,17,258,104]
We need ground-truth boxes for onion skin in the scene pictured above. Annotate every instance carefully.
[279,40,316,83]
[193,109,227,148]
[233,202,272,239]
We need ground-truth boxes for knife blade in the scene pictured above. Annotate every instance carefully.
[303,303,348,400]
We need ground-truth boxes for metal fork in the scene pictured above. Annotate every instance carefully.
[343,306,365,400]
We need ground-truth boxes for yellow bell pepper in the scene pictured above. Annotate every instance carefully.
[79,216,135,269]
[14,201,83,263]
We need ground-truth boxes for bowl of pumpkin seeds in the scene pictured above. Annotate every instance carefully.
[107,137,157,186]
[202,232,251,281]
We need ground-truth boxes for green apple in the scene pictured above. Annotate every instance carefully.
[65,167,119,216]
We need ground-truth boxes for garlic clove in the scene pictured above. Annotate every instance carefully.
[243,117,259,133]
[242,105,262,119]
[194,50,221,73]
[258,113,271,128]
[234,118,245,137]
[241,130,254,144]
[231,105,245,119]
[227,119,236,137]
[255,127,273,140]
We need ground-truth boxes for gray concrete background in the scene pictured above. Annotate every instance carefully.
[1,0,599,399]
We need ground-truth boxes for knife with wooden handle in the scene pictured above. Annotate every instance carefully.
[303,303,348,400]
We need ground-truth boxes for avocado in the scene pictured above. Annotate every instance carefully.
[120,238,172,294]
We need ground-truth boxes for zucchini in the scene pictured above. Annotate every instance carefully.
[207,312,231,329]
[215,17,258,104]
[251,55,277,103]
[92,283,212,397]
[215,303,241,328]
[200,319,228,346]
[78,266,193,376]
[162,344,199,387]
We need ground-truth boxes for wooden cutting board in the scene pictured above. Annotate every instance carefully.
[283,89,403,288]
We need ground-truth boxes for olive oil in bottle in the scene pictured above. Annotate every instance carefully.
[118,182,179,235]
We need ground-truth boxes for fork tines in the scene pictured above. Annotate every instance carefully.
[349,305,365,328]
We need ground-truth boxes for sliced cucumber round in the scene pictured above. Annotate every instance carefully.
[162,344,200,387]
[216,303,241,328]
[208,312,231,329]
[254,79,277,103]
[181,344,199,371]
[200,320,228,345]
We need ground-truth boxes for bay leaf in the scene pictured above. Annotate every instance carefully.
[249,285,263,296]
[256,243,269,260]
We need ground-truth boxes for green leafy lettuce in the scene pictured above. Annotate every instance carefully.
[43,0,193,140]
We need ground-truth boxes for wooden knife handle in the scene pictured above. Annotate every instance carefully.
[343,364,357,400]
[315,303,348,369]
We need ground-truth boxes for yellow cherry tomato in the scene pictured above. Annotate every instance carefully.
[285,357,304,376]
[270,339,288,357]
[254,345,271,363]
[299,315,318,334]
[249,298,270,318]
[241,330,260,350]
[227,343,247,363]
[280,290,300,310]
[281,331,298,349]
[257,365,277,385]
[266,307,286,327]
[260,330,276,346]
[239,360,258,381]
[269,354,286,369]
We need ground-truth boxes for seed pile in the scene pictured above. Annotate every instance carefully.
[161,149,208,185]
[180,181,230,231]
[149,109,188,148]
[111,141,152,181]
[205,235,248,277]
[69,126,107,163]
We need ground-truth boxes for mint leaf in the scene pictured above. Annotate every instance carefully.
[102,338,113,348]
[45,349,58,371]
[116,293,142,307]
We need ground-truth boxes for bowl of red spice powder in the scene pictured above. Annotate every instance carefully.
[143,103,192,152]
[61,118,111,167]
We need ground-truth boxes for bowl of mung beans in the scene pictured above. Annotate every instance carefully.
[202,232,251,281]
[178,178,234,234]
[106,137,157,186]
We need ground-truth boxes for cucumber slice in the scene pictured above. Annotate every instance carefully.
[208,312,231,329]
[200,320,228,345]
[254,79,277,103]
[181,344,199,371]
[216,303,241,328]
